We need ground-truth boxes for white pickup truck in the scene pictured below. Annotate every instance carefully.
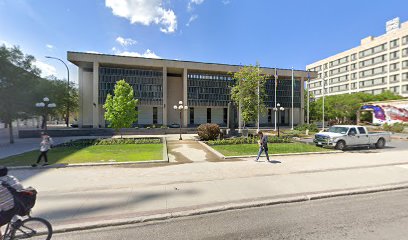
[313,125,392,150]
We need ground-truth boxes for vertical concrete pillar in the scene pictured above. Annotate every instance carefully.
[300,77,305,124]
[78,67,84,128]
[92,62,99,128]
[183,68,188,127]
[162,67,168,126]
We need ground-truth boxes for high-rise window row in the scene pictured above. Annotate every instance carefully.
[187,73,234,107]
[98,67,163,105]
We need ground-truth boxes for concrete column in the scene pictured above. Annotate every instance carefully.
[78,67,84,128]
[183,68,188,127]
[300,77,305,124]
[163,67,168,126]
[92,62,99,128]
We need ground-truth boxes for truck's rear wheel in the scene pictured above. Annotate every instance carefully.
[335,140,346,150]
[375,138,385,149]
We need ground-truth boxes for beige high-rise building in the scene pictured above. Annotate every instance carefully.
[306,17,408,98]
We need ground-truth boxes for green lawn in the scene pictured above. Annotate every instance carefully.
[211,143,332,156]
[0,144,163,166]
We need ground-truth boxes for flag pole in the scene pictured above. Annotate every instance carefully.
[291,67,294,130]
[257,65,260,133]
[307,70,310,125]
[322,73,325,130]
[274,68,277,131]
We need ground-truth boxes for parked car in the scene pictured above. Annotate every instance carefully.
[313,125,391,150]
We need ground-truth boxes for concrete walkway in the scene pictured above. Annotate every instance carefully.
[6,142,408,232]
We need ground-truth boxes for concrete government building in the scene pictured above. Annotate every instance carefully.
[68,52,312,128]
[307,17,408,98]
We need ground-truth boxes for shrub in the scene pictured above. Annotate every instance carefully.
[197,123,220,141]
[207,136,292,145]
[55,138,161,148]
[294,123,319,132]
[382,122,405,133]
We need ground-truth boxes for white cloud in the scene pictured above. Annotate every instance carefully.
[34,60,57,77]
[186,15,198,26]
[105,0,177,34]
[113,48,161,59]
[116,36,137,47]
[222,0,230,5]
[188,0,204,11]
[46,44,54,49]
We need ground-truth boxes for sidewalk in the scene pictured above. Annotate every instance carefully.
[8,145,408,232]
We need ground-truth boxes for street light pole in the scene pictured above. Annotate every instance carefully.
[45,56,70,127]
[307,70,310,125]
[273,103,285,138]
[174,101,188,140]
[35,97,56,130]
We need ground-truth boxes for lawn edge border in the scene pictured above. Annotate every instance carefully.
[162,137,169,162]
[223,150,343,158]
[7,159,169,170]
[196,141,226,159]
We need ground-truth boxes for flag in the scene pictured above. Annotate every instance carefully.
[274,68,278,88]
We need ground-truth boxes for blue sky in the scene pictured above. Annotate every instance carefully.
[0,0,407,84]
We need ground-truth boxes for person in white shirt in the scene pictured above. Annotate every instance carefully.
[0,166,23,239]
[32,132,53,167]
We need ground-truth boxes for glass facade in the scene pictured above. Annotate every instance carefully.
[188,73,302,108]
[187,73,234,106]
[264,78,301,108]
[98,67,163,105]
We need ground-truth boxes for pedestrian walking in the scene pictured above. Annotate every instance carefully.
[255,131,271,162]
[32,132,53,167]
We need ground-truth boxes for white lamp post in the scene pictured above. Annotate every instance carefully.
[35,97,56,130]
[273,103,285,137]
[173,100,188,140]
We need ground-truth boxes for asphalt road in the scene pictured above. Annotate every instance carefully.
[53,189,408,240]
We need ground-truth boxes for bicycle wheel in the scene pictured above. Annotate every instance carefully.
[10,217,52,240]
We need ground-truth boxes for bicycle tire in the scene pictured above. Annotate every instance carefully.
[10,217,52,240]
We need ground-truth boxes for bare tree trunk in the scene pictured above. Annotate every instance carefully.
[8,120,14,144]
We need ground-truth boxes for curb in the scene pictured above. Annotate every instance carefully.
[51,182,408,234]
[162,137,169,162]
[8,160,169,170]
[197,141,225,159]
[224,150,343,159]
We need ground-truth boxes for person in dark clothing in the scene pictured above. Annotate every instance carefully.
[32,132,53,167]
[255,131,271,162]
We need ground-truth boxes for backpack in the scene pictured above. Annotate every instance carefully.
[1,183,37,216]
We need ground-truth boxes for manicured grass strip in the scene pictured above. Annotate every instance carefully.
[0,144,163,166]
[211,143,332,157]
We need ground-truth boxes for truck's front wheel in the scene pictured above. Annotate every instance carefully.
[375,138,385,149]
[335,140,346,150]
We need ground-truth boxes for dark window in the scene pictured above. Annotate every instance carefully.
[349,128,357,135]
[223,108,227,124]
[268,109,272,123]
[207,108,211,123]
[357,127,366,134]
[153,107,158,124]
[190,107,194,124]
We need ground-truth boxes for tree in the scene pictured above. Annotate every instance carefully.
[231,64,268,128]
[0,45,42,143]
[103,80,138,137]
[309,90,404,124]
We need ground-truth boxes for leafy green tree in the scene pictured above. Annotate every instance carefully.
[0,45,42,143]
[309,90,403,124]
[103,80,138,137]
[231,64,268,128]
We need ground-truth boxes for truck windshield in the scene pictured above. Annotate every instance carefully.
[327,127,349,134]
